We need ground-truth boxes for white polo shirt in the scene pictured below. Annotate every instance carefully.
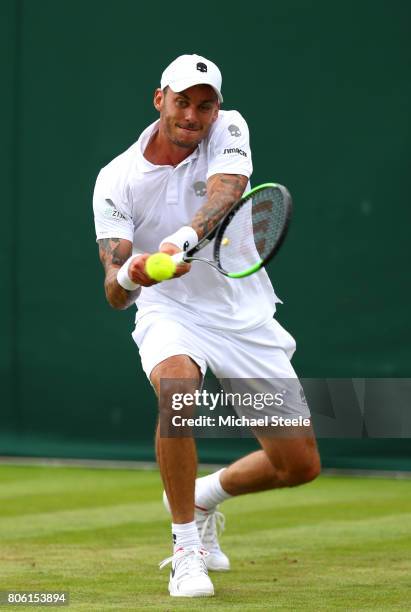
[93,110,281,331]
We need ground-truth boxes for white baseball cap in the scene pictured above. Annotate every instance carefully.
[160,54,223,103]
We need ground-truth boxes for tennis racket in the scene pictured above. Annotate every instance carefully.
[172,183,292,278]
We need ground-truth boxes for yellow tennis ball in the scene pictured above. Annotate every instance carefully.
[145,252,176,281]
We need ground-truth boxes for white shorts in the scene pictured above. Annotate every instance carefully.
[132,314,298,381]
[132,314,310,420]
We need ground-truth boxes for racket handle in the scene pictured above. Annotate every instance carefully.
[171,251,186,265]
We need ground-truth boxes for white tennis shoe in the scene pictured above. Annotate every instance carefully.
[162,491,231,571]
[159,546,214,597]
[195,506,230,571]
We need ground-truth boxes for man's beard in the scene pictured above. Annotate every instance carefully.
[166,121,204,149]
[169,136,200,149]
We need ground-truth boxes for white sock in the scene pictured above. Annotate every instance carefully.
[172,521,201,552]
[195,468,232,511]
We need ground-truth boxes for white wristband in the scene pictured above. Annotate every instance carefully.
[117,255,141,291]
[159,226,198,252]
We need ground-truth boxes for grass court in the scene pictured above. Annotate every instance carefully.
[0,465,410,610]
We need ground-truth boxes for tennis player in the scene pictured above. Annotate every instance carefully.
[93,53,320,598]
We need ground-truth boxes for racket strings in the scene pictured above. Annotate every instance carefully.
[217,187,288,274]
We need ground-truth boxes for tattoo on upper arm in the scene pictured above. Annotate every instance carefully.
[191,174,248,238]
[98,238,131,270]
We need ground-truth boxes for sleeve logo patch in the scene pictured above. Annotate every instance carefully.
[104,198,126,220]
[228,124,241,137]
[223,147,247,157]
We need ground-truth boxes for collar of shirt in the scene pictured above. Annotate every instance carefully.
[136,119,200,173]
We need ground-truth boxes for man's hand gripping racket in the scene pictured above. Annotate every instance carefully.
[145,183,292,281]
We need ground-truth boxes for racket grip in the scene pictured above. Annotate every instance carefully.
[171,252,186,265]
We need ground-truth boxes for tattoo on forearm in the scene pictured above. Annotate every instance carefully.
[191,175,248,238]
[97,238,137,310]
[98,238,129,269]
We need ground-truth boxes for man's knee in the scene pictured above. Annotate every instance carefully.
[151,355,202,435]
[280,452,321,487]
[150,354,201,395]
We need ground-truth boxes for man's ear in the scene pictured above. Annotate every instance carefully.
[153,88,163,112]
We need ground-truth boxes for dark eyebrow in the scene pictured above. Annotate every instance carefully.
[176,92,217,104]
[177,92,190,100]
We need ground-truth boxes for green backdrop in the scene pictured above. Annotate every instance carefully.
[1,0,410,469]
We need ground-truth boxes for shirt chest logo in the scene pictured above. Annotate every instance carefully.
[193,181,207,197]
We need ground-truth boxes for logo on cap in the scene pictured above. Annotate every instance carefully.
[196,62,207,73]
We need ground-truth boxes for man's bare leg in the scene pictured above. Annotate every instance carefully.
[152,355,214,597]
[194,431,321,512]
[219,433,321,496]
[151,354,202,524]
